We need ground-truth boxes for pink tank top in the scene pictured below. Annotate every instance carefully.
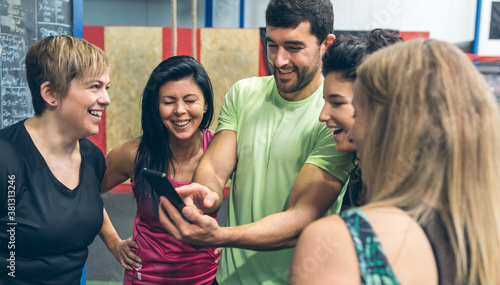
[124,129,218,285]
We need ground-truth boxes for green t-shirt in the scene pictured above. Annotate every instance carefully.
[215,76,354,284]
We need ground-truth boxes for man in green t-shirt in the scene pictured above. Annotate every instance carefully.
[159,0,354,284]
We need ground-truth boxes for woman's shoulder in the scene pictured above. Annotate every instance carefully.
[307,213,351,236]
[108,138,140,157]
[361,206,438,285]
[106,138,141,168]
[291,214,360,284]
[360,206,424,243]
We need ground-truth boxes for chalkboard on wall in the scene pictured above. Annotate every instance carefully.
[0,0,73,128]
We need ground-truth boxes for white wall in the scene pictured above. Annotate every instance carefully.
[333,0,477,43]
[83,0,478,43]
[242,0,477,44]
[83,0,206,27]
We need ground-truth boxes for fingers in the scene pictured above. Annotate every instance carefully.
[124,247,141,264]
[120,256,135,271]
[214,247,223,264]
[214,247,223,255]
[159,197,182,239]
[159,196,219,246]
[127,238,140,250]
[176,183,218,210]
[183,196,194,206]
[203,191,219,208]
[159,197,205,236]
[115,239,142,270]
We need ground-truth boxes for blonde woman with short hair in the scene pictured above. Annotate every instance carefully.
[0,35,110,284]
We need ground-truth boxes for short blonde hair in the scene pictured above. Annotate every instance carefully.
[357,39,500,285]
[25,35,110,115]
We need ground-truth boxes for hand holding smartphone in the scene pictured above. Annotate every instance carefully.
[142,168,190,222]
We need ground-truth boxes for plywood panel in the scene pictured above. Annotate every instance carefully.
[200,28,260,131]
[105,26,162,153]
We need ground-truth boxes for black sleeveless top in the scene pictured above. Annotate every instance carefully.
[420,209,457,285]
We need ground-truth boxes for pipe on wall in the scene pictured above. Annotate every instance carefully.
[205,0,214,27]
[473,0,482,54]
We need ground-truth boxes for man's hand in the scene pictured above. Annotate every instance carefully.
[159,196,224,247]
[176,182,219,212]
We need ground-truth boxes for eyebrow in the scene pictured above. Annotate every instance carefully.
[161,94,198,99]
[84,79,110,86]
[327,94,345,99]
[265,37,305,46]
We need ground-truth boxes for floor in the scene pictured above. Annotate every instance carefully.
[85,192,228,284]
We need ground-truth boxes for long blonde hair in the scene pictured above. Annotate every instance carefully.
[357,39,500,284]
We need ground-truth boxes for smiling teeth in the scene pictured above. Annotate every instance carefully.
[173,121,189,126]
[330,127,343,134]
[90,110,102,117]
[279,68,294,74]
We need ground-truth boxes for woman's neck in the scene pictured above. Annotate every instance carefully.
[25,116,78,157]
[168,129,204,164]
[24,116,81,189]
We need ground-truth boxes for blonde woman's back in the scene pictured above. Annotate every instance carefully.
[363,207,439,285]
[291,206,441,285]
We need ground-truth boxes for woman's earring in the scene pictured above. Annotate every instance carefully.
[52,101,56,104]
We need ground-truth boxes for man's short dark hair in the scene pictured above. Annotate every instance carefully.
[265,0,334,44]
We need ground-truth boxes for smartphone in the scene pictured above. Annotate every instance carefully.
[141,168,190,222]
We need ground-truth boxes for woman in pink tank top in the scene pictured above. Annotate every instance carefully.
[98,56,219,284]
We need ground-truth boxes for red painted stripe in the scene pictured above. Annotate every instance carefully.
[110,184,133,194]
[196,28,201,61]
[467,54,500,62]
[398,31,430,41]
[86,112,107,155]
[84,26,107,154]
[177,28,193,56]
[259,35,269,77]
[163,27,199,59]
[223,187,230,197]
[163,27,173,60]
[83,26,105,50]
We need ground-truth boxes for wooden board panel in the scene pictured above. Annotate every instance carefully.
[104,26,163,153]
[200,28,261,131]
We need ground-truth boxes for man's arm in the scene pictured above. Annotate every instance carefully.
[160,162,344,250]
[175,130,237,212]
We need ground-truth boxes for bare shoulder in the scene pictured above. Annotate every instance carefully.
[301,214,348,237]
[290,215,360,285]
[101,138,141,193]
[363,206,438,285]
[106,138,140,164]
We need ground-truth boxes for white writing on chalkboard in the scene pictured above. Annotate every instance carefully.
[0,37,24,63]
[39,27,69,38]
[0,0,73,128]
